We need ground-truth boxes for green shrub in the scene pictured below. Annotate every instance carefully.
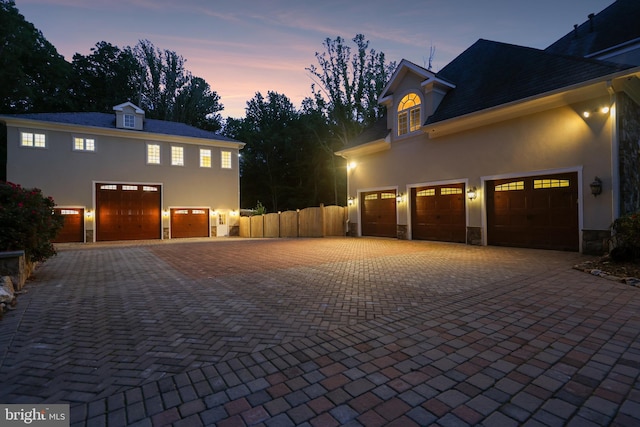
[0,182,64,262]
[609,211,640,262]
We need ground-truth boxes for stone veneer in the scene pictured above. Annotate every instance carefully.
[467,227,482,246]
[618,92,640,215]
[397,225,408,240]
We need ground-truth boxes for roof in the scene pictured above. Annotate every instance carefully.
[342,115,389,150]
[0,112,241,143]
[545,0,640,58]
[425,39,633,125]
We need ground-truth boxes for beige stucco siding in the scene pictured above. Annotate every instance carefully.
[347,98,615,237]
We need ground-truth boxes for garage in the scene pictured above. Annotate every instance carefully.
[95,183,161,241]
[487,172,578,251]
[361,190,397,238]
[171,208,210,238]
[411,183,466,243]
[52,208,84,243]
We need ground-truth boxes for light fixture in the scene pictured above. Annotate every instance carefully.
[590,177,602,196]
[347,196,355,206]
[347,161,357,171]
[582,106,611,118]
[85,210,94,219]
[467,186,477,200]
[396,193,405,203]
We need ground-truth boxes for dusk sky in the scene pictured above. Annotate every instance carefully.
[17,0,614,119]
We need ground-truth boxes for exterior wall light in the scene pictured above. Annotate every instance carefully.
[467,186,478,200]
[396,193,405,203]
[347,196,355,206]
[347,161,357,171]
[582,106,611,118]
[85,210,94,219]
[590,177,602,196]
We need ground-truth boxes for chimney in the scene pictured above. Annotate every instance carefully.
[573,24,578,37]
[588,13,595,32]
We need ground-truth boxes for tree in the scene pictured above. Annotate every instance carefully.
[134,40,223,130]
[0,0,72,113]
[306,34,396,147]
[70,41,140,112]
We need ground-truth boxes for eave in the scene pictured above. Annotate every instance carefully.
[335,137,390,159]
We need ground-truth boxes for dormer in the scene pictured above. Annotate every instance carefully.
[113,102,145,131]
[378,59,455,139]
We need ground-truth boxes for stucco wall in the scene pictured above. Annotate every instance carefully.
[618,92,640,215]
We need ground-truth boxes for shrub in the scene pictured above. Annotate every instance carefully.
[0,182,64,262]
[609,211,640,262]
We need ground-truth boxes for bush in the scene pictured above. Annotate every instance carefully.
[0,182,64,262]
[609,211,640,262]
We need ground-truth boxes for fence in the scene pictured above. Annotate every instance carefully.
[239,205,347,238]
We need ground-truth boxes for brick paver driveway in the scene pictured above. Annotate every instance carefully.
[1,238,639,426]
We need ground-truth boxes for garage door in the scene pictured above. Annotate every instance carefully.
[361,190,397,238]
[411,183,466,243]
[487,172,578,251]
[96,183,161,241]
[171,208,210,238]
[52,208,84,243]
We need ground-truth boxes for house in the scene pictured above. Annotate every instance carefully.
[336,0,640,254]
[1,102,245,242]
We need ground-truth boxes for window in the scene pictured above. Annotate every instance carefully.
[124,114,135,128]
[73,137,95,152]
[221,151,232,169]
[380,192,396,199]
[122,185,138,191]
[416,189,435,197]
[397,93,421,136]
[200,149,212,168]
[533,179,570,189]
[171,146,184,166]
[147,143,161,164]
[441,187,463,195]
[495,181,524,192]
[21,132,46,148]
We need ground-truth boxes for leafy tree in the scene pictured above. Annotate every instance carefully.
[174,77,223,132]
[70,41,140,112]
[306,34,396,147]
[0,0,72,113]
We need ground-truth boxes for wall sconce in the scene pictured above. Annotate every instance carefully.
[467,186,478,200]
[85,210,94,219]
[590,177,602,196]
[396,193,405,203]
[230,210,238,216]
[347,196,355,206]
[162,210,170,217]
[347,161,357,172]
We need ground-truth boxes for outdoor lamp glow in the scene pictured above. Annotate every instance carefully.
[467,186,477,200]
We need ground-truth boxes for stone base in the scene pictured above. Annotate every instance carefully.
[85,229,94,243]
[467,227,482,245]
[348,222,358,237]
[0,251,33,291]
[397,225,408,240]
[583,229,610,256]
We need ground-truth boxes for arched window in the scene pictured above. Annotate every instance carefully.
[397,93,421,136]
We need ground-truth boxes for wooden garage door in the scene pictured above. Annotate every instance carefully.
[171,208,210,238]
[96,184,161,241]
[361,190,397,238]
[487,172,578,251]
[411,183,466,243]
[52,208,84,243]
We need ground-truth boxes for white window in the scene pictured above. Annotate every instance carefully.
[147,143,161,164]
[124,114,135,128]
[73,137,95,152]
[221,151,232,169]
[21,132,46,148]
[397,93,421,136]
[200,148,212,168]
[171,146,184,166]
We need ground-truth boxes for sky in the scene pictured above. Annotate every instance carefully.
[16,0,615,119]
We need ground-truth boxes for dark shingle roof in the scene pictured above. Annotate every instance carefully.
[426,39,633,125]
[546,0,640,58]
[342,115,389,150]
[1,112,240,143]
